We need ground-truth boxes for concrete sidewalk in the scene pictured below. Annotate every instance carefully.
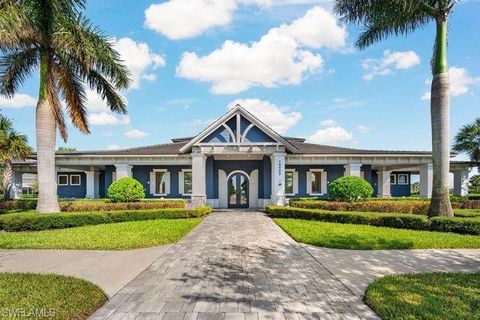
[303,246,480,297]
[0,245,171,297]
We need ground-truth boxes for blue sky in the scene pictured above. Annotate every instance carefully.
[1,0,479,160]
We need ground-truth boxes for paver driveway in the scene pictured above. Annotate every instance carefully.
[92,211,378,320]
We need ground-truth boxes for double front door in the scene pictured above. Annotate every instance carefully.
[228,172,249,208]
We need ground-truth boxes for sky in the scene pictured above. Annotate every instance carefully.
[1,0,479,163]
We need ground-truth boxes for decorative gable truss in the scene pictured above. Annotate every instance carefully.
[179,105,298,154]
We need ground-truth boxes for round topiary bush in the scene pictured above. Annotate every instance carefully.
[328,176,373,202]
[107,177,145,202]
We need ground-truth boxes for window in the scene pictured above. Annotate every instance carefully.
[58,175,68,186]
[390,174,397,185]
[397,173,409,185]
[155,172,167,195]
[183,171,192,194]
[311,171,322,194]
[285,171,294,195]
[70,174,81,186]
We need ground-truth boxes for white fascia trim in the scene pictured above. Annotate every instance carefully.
[179,105,298,153]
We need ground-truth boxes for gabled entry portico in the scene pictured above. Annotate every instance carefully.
[186,105,296,208]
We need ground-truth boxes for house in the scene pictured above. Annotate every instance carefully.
[10,105,473,208]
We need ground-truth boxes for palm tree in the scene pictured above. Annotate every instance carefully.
[0,0,130,212]
[453,117,480,162]
[0,115,31,200]
[334,0,456,217]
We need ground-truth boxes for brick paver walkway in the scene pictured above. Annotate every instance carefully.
[91,211,378,320]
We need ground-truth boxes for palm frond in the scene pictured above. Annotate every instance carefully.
[453,118,480,161]
[46,63,68,141]
[0,47,39,97]
[335,0,434,49]
[52,15,130,89]
[53,55,89,134]
[0,1,42,51]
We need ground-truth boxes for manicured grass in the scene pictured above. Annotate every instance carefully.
[365,273,480,320]
[0,218,201,250]
[0,273,107,319]
[455,209,480,219]
[274,218,480,250]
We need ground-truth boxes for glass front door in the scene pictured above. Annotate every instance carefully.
[228,173,249,208]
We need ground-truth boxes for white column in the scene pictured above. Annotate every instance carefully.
[9,171,23,199]
[85,170,100,199]
[344,164,362,177]
[453,170,469,197]
[419,163,433,198]
[114,164,132,180]
[271,152,286,206]
[377,169,391,198]
[191,153,207,208]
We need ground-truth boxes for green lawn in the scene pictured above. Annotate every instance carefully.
[0,218,201,250]
[274,218,480,250]
[0,273,107,319]
[365,273,480,320]
[454,209,480,219]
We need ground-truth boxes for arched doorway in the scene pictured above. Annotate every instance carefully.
[228,172,249,208]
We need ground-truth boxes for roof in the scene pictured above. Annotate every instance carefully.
[36,137,432,158]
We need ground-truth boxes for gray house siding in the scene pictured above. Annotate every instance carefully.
[371,170,411,197]
[57,172,86,198]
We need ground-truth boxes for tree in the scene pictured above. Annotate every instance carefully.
[57,146,77,153]
[0,115,31,200]
[0,0,130,212]
[469,175,480,194]
[334,0,456,217]
[453,118,480,162]
[411,182,420,195]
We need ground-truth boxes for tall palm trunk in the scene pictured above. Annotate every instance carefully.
[3,159,13,200]
[35,55,60,213]
[428,17,454,217]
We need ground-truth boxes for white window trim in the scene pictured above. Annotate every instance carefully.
[69,174,81,186]
[179,169,192,196]
[150,169,170,196]
[390,174,397,185]
[57,174,69,186]
[397,173,409,185]
[285,169,298,196]
[307,169,327,196]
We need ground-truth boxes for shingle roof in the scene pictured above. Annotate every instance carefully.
[42,137,431,157]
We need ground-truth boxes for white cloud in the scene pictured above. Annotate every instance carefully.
[307,126,353,145]
[421,67,480,100]
[177,6,346,94]
[124,128,149,138]
[0,93,36,108]
[320,119,336,127]
[333,97,346,103]
[88,112,130,126]
[145,0,335,40]
[113,37,165,89]
[362,50,420,81]
[107,144,121,150]
[357,124,373,133]
[228,98,302,134]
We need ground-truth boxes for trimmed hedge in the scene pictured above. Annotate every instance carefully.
[291,200,430,215]
[266,206,480,235]
[107,177,145,202]
[0,199,186,213]
[328,176,373,202]
[0,207,211,232]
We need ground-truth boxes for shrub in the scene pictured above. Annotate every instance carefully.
[265,206,480,235]
[291,200,430,215]
[0,199,185,213]
[0,207,211,232]
[107,178,145,202]
[328,176,373,202]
